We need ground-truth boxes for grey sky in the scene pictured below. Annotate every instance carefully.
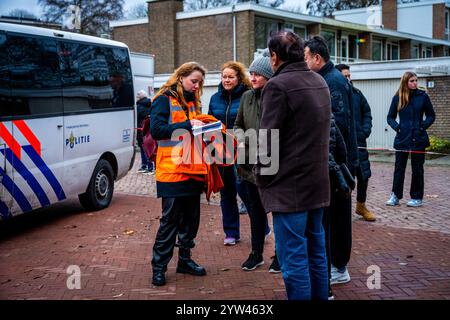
[0,0,308,18]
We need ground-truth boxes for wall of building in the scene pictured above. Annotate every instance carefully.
[426,76,450,140]
[148,0,183,74]
[397,5,433,38]
[177,11,254,73]
[334,7,380,26]
[112,23,150,54]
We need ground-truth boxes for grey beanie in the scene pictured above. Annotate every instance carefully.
[249,56,273,80]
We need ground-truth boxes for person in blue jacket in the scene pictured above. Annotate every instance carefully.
[386,71,436,207]
[208,61,251,246]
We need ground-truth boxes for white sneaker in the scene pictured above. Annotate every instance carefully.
[407,199,423,207]
[386,193,399,206]
[331,266,351,285]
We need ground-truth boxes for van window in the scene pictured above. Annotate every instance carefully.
[8,34,63,118]
[59,41,133,113]
[0,32,11,118]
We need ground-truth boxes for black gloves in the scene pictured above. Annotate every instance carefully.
[330,166,351,198]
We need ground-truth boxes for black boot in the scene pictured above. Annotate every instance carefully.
[152,270,166,286]
[176,248,206,276]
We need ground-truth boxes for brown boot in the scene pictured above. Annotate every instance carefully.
[356,201,376,221]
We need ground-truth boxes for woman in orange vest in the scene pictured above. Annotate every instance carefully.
[149,62,208,286]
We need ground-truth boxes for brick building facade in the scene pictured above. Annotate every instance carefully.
[426,76,450,140]
[111,0,450,74]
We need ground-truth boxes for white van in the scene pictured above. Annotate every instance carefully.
[0,23,136,220]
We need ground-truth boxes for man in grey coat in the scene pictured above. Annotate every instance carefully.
[255,31,331,300]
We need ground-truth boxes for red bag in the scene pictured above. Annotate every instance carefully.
[141,116,157,160]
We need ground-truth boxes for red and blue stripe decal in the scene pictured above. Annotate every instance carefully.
[0,121,66,218]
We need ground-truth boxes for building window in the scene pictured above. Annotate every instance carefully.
[411,44,419,59]
[372,39,383,61]
[422,46,433,58]
[320,30,336,60]
[386,41,399,60]
[255,18,279,50]
[283,23,307,39]
[445,9,450,41]
[348,35,358,61]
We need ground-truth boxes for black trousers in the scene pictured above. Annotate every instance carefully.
[356,168,369,203]
[241,180,267,254]
[329,191,352,269]
[392,151,425,200]
[151,195,200,272]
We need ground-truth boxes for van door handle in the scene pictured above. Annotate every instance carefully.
[57,125,63,129]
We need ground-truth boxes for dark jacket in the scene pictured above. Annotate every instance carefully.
[137,97,151,126]
[387,89,435,151]
[150,90,204,198]
[136,97,151,145]
[234,89,262,184]
[208,83,248,129]
[329,115,351,195]
[255,61,331,213]
[351,84,372,180]
[318,61,359,174]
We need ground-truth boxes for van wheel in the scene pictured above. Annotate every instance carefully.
[78,159,114,211]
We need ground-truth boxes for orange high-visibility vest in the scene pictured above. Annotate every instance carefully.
[155,96,208,183]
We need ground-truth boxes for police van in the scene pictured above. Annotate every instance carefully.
[0,23,136,220]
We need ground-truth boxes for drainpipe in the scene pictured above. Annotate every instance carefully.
[232,3,237,61]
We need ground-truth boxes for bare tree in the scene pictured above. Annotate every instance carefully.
[8,9,38,19]
[126,3,148,19]
[306,0,380,17]
[184,0,284,11]
[38,0,124,36]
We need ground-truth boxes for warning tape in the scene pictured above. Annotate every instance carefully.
[360,147,450,156]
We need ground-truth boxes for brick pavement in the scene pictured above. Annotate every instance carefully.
[0,155,449,300]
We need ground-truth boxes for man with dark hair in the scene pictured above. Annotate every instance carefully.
[304,36,358,286]
[335,64,376,222]
[255,30,330,300]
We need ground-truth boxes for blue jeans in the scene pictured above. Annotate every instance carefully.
[273,208,328,300]
[139,148,151,170]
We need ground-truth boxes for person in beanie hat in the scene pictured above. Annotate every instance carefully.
[234,53,280,273]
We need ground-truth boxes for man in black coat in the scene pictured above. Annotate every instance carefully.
[304,36,359,286]
[336,64,376,222]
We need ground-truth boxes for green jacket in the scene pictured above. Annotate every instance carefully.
[233,89,262,184]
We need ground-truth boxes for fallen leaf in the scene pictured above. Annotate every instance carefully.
[113,293,124,298]
[220,268,230,272]
[123,229,135,236]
